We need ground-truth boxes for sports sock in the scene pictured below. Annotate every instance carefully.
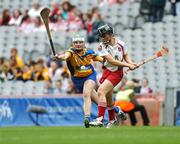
[108,106,115,121]
[85,116,90,121]
[114,106,120,113]
[98,102,106,120]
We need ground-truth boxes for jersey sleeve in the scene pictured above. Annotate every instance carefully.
[67,48,74,54]
[118,39,128,55]
[97,44,109,57]
[85,48,103,62]
[86,49,95,55]
[63,48,72,61]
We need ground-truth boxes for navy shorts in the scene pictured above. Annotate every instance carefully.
[71,71,97,93]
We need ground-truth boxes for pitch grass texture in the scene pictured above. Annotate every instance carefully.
[0,126,180,144]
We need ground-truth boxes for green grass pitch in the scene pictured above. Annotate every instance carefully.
[0,126,180,144]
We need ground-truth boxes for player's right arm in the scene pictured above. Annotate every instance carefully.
[104,54,136,70]
[97,44,136,70]
[54,52,71,61]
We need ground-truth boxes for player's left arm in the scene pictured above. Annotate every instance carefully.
[122,43,139,67]
[93,55,104,63]
[86,48,104,63]
[124,53,134,64]
[124,53,139,67]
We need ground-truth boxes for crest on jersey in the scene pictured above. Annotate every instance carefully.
[115,55,119,60]
[118,47,121,52]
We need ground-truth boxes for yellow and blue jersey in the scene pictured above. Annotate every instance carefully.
[66,48,98,78]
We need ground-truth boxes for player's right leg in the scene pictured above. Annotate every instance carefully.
[91,89,98,105]
[92,89,126,121]
[90,79,114,127]
[71,77,91,128]
[98,80,113,119]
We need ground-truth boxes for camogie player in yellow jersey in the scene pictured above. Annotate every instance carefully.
[54,35,103,128]
[54,35,126,128]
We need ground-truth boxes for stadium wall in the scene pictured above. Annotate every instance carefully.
[0,94,164,127]
[163,87,180,126]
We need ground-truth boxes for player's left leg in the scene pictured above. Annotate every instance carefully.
[106,90,117,128]
[83,79,96,128]
[106,90,115,121]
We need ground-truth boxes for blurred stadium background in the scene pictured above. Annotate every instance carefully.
[0,0,180,135]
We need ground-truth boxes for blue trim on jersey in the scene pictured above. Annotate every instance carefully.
[88,64,95,71]
[71,71,97,93]
[85,49,95,55]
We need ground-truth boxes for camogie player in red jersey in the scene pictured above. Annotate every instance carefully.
[90,24,138,128]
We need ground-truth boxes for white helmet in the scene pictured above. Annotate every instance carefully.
[72,35,85,51]
[72,35,85,42]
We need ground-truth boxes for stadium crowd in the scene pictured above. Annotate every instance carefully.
[0,1,106,43]
[0,47,153,96]
[2,0,176,95]
[0,0,180,42]
[0,47,79,94]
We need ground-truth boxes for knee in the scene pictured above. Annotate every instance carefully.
[97,89,105,97]
[107,103,114,108]
[83,91,91,98]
